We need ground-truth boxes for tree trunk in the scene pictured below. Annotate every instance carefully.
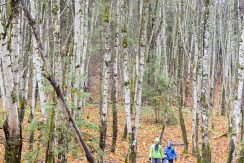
[178,45,188,153]
[201,0,211,161]
[228,14,244,163]
[0,60,6,112]
[79,0,89,108]
[99,0,111,153]
[1,2,22,161]
[45,95,56,163]
[192,1,201,160]
[111,0,120,153]
[129,0,148,162]
[122,0,132,138]
[74,0,83,109]
[239,82,244,163]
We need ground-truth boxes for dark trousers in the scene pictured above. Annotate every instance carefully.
[152,158,161,163]
[168,160,174,163]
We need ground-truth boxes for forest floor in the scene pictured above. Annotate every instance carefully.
[0,102,229,163]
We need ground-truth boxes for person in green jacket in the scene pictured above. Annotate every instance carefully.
[149,138,163,163]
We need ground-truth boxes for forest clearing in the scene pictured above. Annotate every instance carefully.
[0,0,244,163]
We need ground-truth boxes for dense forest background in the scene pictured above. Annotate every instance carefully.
[0,0,244,162]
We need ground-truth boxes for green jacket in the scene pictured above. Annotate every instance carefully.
[149,144,163,158]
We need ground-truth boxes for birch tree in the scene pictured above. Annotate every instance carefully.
[99,0,111,153]
[0,1,22,161]
[129,0,148,162]
[228,6,244,162]
[74,0,83,109]
[0,60,6,111]
[200,0,211,162]
[111,0,120,153]
[192,0,201,160]
[79,0,89,108]
[122,0,132,139]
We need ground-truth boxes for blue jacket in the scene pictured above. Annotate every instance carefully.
[164,144,176,160]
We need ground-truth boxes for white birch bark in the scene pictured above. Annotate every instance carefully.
[53,0,61,84]
[114,0,119,110]
[74,0,82,108]
[122,20,132,134]
[100,2,111,151]
[0,28,20,138]
[11,14,20,96]
[30,0,47,117]
[134,0,147,141]
[34,49,46,117]
[31,62,37,120]
[230,17,244,162]
[200,1,211,161]
[101,22,111,123]
[162,0,168,76]
[0,60,6,111]
[24,63,30,100]
[202,26,210,147]
[192,18,200,155]
[79,0,89,108]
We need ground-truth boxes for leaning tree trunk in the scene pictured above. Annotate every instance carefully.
[20,1,95,162]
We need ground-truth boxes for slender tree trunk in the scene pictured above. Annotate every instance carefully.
[45,95,56,163]
[239,82,244,163]
[74,0,82,109]
[0,60,6,112]
[111,0,120,153]
[192,1,201,161]
[178,45,188,153]
[29,68,37,150]
[111,68,118,152]
[79,0,89,108]
[228,14,244,163]
[129,0,148,162]
[99,0,111,153]
[122,0,132,139]
[200,1,211,162]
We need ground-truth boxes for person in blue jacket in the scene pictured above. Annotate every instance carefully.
[164,141,177,163]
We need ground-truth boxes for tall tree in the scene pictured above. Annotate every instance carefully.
[1,1,22,161]
[99,0,111,155]
[129,0,148,162]
[200,0,211,162]
[111,0,120,153]
[228,4,244,161]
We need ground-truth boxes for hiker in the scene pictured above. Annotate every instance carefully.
[149,138,163,163]
[164,141,177,163]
